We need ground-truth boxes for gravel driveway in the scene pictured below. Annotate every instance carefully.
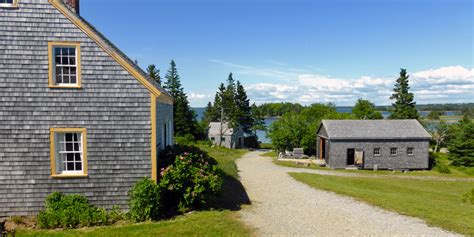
[237,151,459,236]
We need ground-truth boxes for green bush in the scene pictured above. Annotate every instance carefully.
[37,192,107,229]
[159,147,223,212]
[434,164,451,174]
[128,177,161,222]
[462,188,474,204]
[175,134,195,146]
[107,205,126,223]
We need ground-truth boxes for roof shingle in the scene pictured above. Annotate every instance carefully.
[319,119,432,140]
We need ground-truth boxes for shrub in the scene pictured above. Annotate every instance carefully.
[37,192,107,229]
[128,177,161,222]
[462,188,474,204]
[434,164,451,174]
[107,205,126,223]
[175,134,195,146]
[159,148,223,212]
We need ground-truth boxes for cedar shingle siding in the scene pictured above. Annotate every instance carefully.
[0,0,173,217]
[317,120,431,170]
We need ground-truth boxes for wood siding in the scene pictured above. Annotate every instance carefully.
[0,0,168,217]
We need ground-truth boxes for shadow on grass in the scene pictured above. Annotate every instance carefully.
[207,174,251,211]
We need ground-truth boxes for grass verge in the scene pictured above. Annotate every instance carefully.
[196,143,248,178]
[17,211,251,237]
[260,150,277,158]
[289,172,474,235]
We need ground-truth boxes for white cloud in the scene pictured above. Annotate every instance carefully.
[241,65,474,105]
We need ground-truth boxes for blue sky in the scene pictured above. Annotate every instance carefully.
[81,0,473,107]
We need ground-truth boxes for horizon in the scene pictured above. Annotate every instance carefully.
[81,0,473,107]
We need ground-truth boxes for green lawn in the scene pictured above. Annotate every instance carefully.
[196,143,248,178]
[260,150,277,158]
[17,211,251,237]
[290,172,474,235]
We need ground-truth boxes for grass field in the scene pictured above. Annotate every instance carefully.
[18,144,251,237]
[289,172,474,235]
[17,211,251,237]
[260,150,277,158]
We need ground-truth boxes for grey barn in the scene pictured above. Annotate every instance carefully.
[316,120,431,169]
[208,122,244,149]
[0,0,174,217]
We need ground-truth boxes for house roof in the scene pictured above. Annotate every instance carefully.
[318,119,432,140]
[208,122,236,136]
[49,0,173,104]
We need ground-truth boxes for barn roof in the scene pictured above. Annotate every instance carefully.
[208,122,236,136]
[318,119,431,140]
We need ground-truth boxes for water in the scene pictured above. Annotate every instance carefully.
[193,107,461,143]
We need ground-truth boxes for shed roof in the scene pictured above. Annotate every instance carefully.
[318,119,431,140]
[208,122,236,136]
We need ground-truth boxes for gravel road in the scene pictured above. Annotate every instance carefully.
[237,151,459,236]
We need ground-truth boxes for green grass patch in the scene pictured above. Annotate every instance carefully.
[289,172,474,235]
[260,150,277,158]
[259,143,273,149]
[195,143,248,178]
[17,210,251,237]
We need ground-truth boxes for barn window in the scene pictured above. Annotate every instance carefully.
[407,147,414,156]
[222,137,226,142]
[50,128,87,177]
[373,148,380,156]
[0,0,17,7]
[211,137,215,141]
[390,147,397,156]
[48,42,81,88]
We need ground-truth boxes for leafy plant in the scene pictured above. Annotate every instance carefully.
[434,164,451,174]
[107,205,126,223]
[37,192,107,229]
[159,148,223,212]
[128,178,161,222]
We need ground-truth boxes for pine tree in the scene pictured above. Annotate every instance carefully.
[146,64,161,85]
[222,73,239,127]
[163,60,197,137]
[389,69,419,119]
[235,81,253,133]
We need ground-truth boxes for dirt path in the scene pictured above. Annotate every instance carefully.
[237,151,458,236]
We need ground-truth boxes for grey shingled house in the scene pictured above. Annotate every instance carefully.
[0,0,174,217]
[317,120,431,169]
[208,122,245,149]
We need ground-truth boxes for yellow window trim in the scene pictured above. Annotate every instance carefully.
[48,41,82,89]
[48,0,173,105]
[50,128,88,178]
[0,0,19,8]
[151,95,157,181]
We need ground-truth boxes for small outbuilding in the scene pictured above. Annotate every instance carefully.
[316,120,431,170]
[208,122,244,149]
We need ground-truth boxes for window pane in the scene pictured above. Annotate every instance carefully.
[66,153,74,161]
[65,133,73,142]
[73,142,79,151]
[75,162,82,171]
[67,162,75,171]
[66,142,73,151]
[70,56,76,65]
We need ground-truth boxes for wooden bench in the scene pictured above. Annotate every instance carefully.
[293,148,304,159]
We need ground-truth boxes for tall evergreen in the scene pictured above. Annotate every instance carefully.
[146,64,161,85]
[163,60,197,137]
[235,81,253,133]
[389,69,419,119]
[222,73,239,127]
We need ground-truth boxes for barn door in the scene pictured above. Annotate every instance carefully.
[354,150,364,166]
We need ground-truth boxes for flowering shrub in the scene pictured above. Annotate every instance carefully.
[159,149,223,211]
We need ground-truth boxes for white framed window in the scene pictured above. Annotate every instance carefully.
[48,42,81,88]
[407,147,414,156]
[373,148,380,156]
[50,128,87,177]
[390,147,397,156]
[0,0,17,7]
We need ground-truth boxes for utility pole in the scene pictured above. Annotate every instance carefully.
[219,106,224,146]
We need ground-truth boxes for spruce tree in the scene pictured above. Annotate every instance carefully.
[389,69,419,119]
[163,60,197,137]
[146,64,161,85]
[235,81,253,133]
